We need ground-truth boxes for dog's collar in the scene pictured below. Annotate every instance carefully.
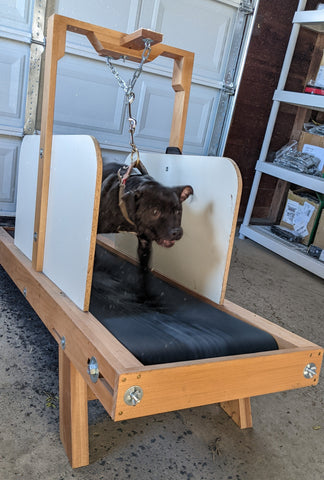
[117,161,148,227]
[118,166,135,226]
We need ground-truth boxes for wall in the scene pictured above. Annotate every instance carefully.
[224,0,318,219]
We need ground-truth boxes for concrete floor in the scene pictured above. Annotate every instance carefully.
[0,236,323,480]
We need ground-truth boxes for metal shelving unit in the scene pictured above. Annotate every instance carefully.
[240,0,324,278]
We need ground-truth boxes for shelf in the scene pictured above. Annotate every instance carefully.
[239,225,324,278]
[273,90,324,111]
[293,10,324,33]
[241,4,324,278]
[255,161,324,193]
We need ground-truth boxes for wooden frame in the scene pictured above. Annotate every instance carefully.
[32,14,194,272]
[0,15,323,468]
[1,227,322,467]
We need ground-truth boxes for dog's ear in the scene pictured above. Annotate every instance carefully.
[175,185,193,203]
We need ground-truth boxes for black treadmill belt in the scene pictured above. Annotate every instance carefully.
[90,247,278,365]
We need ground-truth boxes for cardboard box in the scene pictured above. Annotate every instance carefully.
[298,132,324,174]
[280,189,324,246]
[313,209,324,249]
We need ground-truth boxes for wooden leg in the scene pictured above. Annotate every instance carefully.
[59,348,89,468]
[220,398,253,429]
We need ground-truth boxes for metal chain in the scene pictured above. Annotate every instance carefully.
[105,39,152,165]
[105,39,152,103]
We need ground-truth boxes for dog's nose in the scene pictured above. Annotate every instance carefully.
[170,227,183,240]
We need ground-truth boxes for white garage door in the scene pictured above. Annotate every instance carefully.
[0,0,257,215]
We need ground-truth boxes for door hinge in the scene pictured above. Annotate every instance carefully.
[239,0,254,15]
[31,37,46,47]
[222,82,236,96]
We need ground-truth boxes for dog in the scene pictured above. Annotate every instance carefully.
[97,161,193,298]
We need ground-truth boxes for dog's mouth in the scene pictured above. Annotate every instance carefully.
[156,239,176,248]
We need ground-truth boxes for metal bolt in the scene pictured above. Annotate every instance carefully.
[23,288,27,297]
[40,148,43,158]
[124,386,143,406]
[88,356,99,383]
[303,363,317,379]
[61,336,66,350]
[33,232,38,242]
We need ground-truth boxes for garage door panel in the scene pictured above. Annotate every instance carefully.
[56,0,140,51]
[0,39,29,130]
[54,55,126,135]
[0,137,20,213]
[135,77,174,143]
[1,0,256,215]
[184,86,216,151]
[138,0,238,82]
[0,0,33,34]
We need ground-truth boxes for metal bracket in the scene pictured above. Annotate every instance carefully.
[222,82,236,96]
[88,357,99,383]
[23,0,47,135]
[124,386,144,406]
[303,363,317,379]
[239,0,254,15]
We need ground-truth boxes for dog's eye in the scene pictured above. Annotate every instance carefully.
[152,208,161,218]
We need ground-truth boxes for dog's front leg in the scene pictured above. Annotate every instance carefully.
[137,235,152,300]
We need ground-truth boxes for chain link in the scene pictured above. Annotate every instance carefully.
[105,39,152,165]
[105,39,152,103]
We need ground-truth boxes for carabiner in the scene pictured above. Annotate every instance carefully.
[130,147,140,168]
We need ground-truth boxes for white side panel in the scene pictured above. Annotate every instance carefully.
[14,135,39,258]
[43,136,100,310]
[109,153,240,304]
[15,135,101,311]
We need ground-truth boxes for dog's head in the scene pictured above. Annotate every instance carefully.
[124,182,193,247]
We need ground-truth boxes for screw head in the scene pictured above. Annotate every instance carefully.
[304,363,317,379]
[124,386,143,406]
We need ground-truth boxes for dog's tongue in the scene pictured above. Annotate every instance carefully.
[157,239,176,248]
